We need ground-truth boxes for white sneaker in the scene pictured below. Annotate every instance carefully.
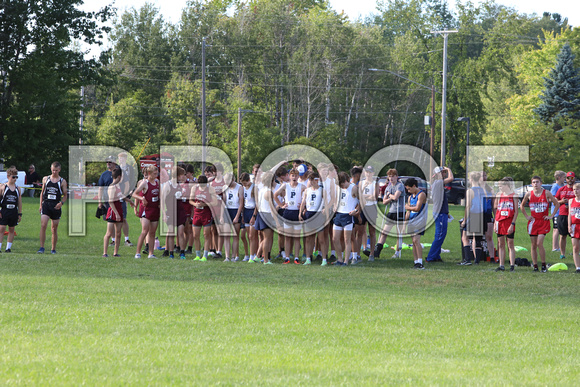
[304,258,311,265]
[552,248,560,252]
[233,257,240,262]
[441,248,450,253]
[242,256,250,262]
[134,253,141,259]
[391,250,401,259]
[148,254,157,259]
[223,257,230,262]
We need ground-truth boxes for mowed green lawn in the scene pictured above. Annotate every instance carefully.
[1,197,579,385]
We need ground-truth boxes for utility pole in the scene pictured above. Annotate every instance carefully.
[79,86,84,145]
[430,84,435,173]
[201,37,207,170]
[431,28,458,167]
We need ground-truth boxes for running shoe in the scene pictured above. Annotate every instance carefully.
[294,257,300,265]
[242,256,250,262]
[510,265,515,272]
[193,256,201,261]
[391,250,401,259]
[148,254,157,259]
[264,261,273,265]
[200,256,207,262]
[283,258,291,264]
[102,254,108,257]
[125,240,134,247]
[362,249,371,257]
[248,258,256,263]
[223,257,231,262]
[533,267,539,272]
[413,263,425,270]
[51,250,56,254]
[5,248,11,253]
[560,254,566,260]
[541,265,547,273]
[169,253,174,259]
[180,253,186,260]
[304,258,311,265]
[321,261,328,266]
[37,247,45,254]
[368,256,375,262]
[233,257,240,262]
[162,250,169,257]
[252,257,261,263]
[495,266,505,272]
[113,254,121,257]
[460,260,472,266]
[134,253,141,259]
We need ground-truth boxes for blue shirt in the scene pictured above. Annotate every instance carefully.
[551,182,563,216]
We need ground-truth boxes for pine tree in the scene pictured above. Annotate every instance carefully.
[534,43,580,129]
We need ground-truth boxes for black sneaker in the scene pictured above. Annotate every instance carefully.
[460,260,472,266]
[576,268,580,273]
[510,265,515,272]
[533,266,539,272]
[362,249,371,257]
[162,250,169,257]
[541,265,547,273]
[5,248,11,253]
[413,263,425,269]
[495,266,505,272]
[214,252,222,259]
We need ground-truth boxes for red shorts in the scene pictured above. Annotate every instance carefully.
[570,223,580,239]
[106,205,123,223]
[141,207,160,222]
[527,217,550,236]
[192,209,213,227]
[495,218,514,236]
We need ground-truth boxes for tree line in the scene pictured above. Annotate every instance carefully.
[1,0,579,184]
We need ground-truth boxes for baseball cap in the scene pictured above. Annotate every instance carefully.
[365,165,375,173]
[297,164,307,176]
[433,166,444,175]
[567,171,575,178]
[105,155,116,162]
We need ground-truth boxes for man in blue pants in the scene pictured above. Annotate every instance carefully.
[426,166,454,263]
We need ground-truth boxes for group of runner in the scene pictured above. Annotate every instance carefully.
[460,171,580,273]
[1,160,580,273]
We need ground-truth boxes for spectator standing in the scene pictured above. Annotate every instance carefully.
[426,166,454,263]
[25,164,41,197]
[117,152,135,246]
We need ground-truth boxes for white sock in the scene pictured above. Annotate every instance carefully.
[418,258,423,264]
[282,251,287,258]
[414,259,419,264]
[322,258,327,263]
[7,242,12,249]
[111,238,115,242]
[0,243,2,250]
[331,250,336,256]
[125,236,130,242]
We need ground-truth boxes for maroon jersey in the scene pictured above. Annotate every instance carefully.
[556,185,575,216]
[141,179,160,221]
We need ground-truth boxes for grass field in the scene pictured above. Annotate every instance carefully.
[1,197,579,385]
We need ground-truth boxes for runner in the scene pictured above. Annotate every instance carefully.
[299,172,327,265]
[103,167,134,257]
[332,172,358,265]
[373,169,405,259]
[252,172,276,264]
[404,178,427,269]
[567,183,580,273]
[520,176,559,272]
[349,166,364,264]
[222,173,244,262]
[493,177,518,271]
[551,171,566,252]
[274,168,304,264]
[38,162,67,254]
[360,165,379,262]
[459,171,486,265]
[190,175,217,261]
[132,165,160,259]
[555,171,576,260]
[240,172,259,263]
[162,167,188,259]
[0,167,23,253]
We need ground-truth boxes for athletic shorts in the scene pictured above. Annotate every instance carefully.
[243,208,255,226]
[553,216,558,228]
[353,213,365,225]
[192,210,213,227]
[141,206,160,222]
[557,215,569,236]
[495,219,515,238]
[527,217,550,236]
[484,212,493,224]
[122,201,127,219]
[41,202,61,220]
[227,208,241,224]
[254,212,273,231]
[570,223,580,239]
[466,212,486,236]
[386,212,406,224]
[0,211,18,227]
[106,206,123,223]
[361,205,377,226]
[333,213,354,229]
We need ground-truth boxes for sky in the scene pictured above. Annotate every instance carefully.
[80,0,579,55]
[82,0,579,25]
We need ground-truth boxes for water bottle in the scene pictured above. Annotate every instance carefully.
[154,237,160,250]
[366,235,371,249]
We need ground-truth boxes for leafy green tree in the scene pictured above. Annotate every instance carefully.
[534,43,580,129]
[0,0,113,173]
